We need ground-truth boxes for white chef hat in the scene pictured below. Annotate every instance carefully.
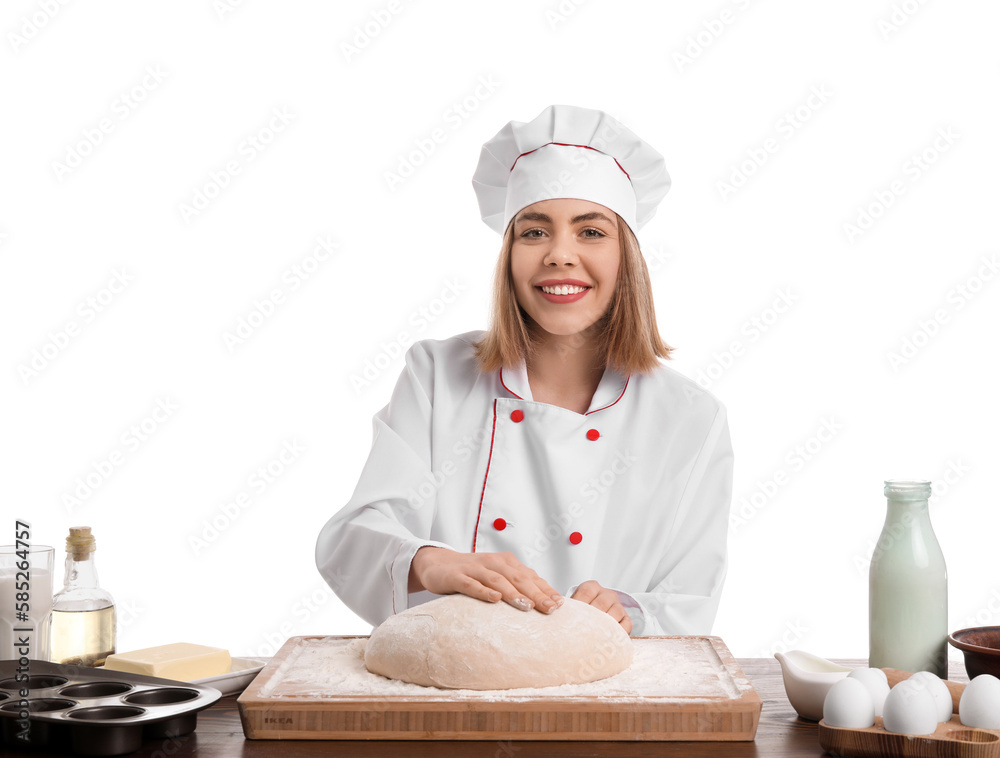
[472,104,670,235]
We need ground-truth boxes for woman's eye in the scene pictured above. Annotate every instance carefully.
[521,228,545,238]
[582,228,605,238]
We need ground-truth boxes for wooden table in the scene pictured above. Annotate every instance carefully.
[6,659,971,757]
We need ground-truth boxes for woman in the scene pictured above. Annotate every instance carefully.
[316,104,733,636]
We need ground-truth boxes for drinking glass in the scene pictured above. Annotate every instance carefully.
[0,544,55,661]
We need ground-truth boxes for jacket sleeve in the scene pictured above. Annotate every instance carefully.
[315,341,455,627]
[606,402,734,636]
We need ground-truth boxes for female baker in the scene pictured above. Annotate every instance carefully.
[315,104,734,636]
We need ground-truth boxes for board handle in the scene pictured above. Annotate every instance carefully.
[881,668,966,714]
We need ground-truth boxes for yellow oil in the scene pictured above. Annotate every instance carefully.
[49,605,116,667]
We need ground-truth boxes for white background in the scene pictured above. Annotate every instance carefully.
[2,0,998,664]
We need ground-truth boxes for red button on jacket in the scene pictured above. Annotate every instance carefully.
[493,518,507,531]
[569,532,583,545]
[511,410,524,423]
[586,429,600,440]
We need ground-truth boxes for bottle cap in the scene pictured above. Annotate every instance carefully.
[67,526,96,560]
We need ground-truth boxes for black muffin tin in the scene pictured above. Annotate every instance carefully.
[0,659,221,756]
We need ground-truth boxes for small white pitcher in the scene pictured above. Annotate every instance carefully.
[775,650,852,721]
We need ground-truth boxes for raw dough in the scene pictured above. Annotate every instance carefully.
[363,594,633,689]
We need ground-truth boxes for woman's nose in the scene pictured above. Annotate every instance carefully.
[543,232,578,265]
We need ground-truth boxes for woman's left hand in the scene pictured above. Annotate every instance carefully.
[571,580,633,634]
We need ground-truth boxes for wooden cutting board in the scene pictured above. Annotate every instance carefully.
[237,635,761,741]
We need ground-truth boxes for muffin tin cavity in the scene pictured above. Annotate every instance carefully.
[68,705,146,720]
[0,674,68,689]
[1,697,77,713]
[0,659,222,756]
[123,687,199,706]
[61,682,133,698]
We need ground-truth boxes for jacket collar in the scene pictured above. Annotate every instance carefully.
[499,361,630,415]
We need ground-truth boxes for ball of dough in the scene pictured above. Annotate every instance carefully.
[364,594,633,690]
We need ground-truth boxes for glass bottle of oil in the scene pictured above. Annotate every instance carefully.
[49,527,117,667]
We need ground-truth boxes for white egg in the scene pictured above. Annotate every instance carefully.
[959,674,1000,729]
[908,671,953,722]
[823,677,875,728]
[846,668,890,717]
[882,679,939,735]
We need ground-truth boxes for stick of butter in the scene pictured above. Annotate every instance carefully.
[104,643,231,681]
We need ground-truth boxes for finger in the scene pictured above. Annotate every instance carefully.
[588,592,618,614]
[469,567,534,611]
[599,599,632,634]
[452,573,504,604]
[490,554,564,609]
[509,573,563,613]
[619,613,633,635]
[571,581,601,604]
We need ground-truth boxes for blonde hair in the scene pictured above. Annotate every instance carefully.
[472,213,673,375]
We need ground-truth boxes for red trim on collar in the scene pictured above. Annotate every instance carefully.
[499,367,523,400]
[501,367,630,413]
[472,399,499,552]
[586,374,630,415]
[510,142,631,180]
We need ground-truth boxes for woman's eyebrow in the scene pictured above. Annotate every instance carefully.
[570,211,613,224]
[515,211,614,225]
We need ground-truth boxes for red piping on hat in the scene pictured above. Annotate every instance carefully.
[511,142,630,180]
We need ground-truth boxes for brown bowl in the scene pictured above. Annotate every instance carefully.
[949,626,1000,679]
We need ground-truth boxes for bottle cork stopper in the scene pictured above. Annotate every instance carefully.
[66,526,96,560]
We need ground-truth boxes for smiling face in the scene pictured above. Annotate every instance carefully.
[510,198,621,343]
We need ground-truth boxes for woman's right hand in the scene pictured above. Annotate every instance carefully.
[408,546,563,614]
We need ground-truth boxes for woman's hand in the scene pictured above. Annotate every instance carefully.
[409,547,563,613]
[571,580,633,634]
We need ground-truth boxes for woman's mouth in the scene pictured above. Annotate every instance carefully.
[535,284,591,303]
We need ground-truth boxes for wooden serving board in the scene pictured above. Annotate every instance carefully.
[237,635,761,741]
[819,717,1000,757]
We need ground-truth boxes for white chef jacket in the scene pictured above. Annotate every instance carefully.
[315,330,733,636]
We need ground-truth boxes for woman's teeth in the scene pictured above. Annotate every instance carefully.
[540,285,588,295]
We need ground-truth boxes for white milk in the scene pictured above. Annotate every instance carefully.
[0,566,53,660]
